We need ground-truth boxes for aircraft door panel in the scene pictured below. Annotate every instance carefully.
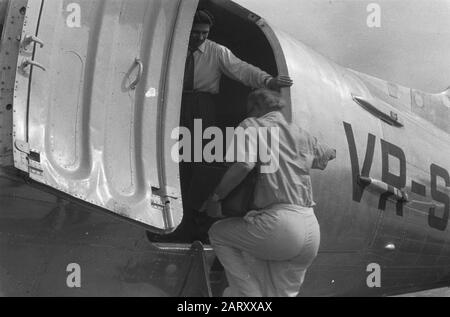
[0,0,28,167]
[12,0,199,232]
[12,0,42,172]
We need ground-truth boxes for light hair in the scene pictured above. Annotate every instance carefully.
[247,89,286,115]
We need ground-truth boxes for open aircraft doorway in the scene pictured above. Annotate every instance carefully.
[149,0,293,244]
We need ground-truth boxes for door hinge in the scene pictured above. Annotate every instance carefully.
[152,186,180,231]
[14,140,43,176]
[14,141,41,162]
[14,140,30,154]
[150,193,176,230]
[152,186,180,200]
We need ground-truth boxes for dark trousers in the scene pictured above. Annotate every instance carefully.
[178,92,218,240]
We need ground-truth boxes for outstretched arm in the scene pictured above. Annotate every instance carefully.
[215,162,255,201]
[312,139,336,170]
[201,162,255,218]
[218,45,293,90]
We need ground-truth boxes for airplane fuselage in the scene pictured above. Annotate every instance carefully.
[1,0,449,296]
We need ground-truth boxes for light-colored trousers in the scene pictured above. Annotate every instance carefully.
[209,204,320,297]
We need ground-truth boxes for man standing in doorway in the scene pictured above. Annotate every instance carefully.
[173,9,293,241]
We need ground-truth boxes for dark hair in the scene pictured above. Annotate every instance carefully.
[193,9,215,27]
[247,89,286,115]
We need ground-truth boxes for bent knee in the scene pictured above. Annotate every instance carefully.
[208,221,219,239]
[208,218,244,244]
[208,220,228,242]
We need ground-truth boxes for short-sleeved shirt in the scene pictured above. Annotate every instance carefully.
[234,111,335,209]
[191,40,272,94]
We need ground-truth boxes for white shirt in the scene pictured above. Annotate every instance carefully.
[190,40,272,94]
[237,111,336,209]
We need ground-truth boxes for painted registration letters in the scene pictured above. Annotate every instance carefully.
[343,122,450,231]
[343,122,376,202]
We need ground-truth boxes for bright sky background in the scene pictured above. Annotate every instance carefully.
[238,0,450,93]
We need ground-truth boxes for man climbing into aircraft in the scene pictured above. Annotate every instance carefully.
[203,89,336,297]
[175,9,293,241]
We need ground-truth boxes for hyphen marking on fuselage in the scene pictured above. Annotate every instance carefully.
[380,139,407,216]
[343,122,450,231]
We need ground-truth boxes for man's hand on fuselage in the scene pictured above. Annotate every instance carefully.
[267,75,294,90]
